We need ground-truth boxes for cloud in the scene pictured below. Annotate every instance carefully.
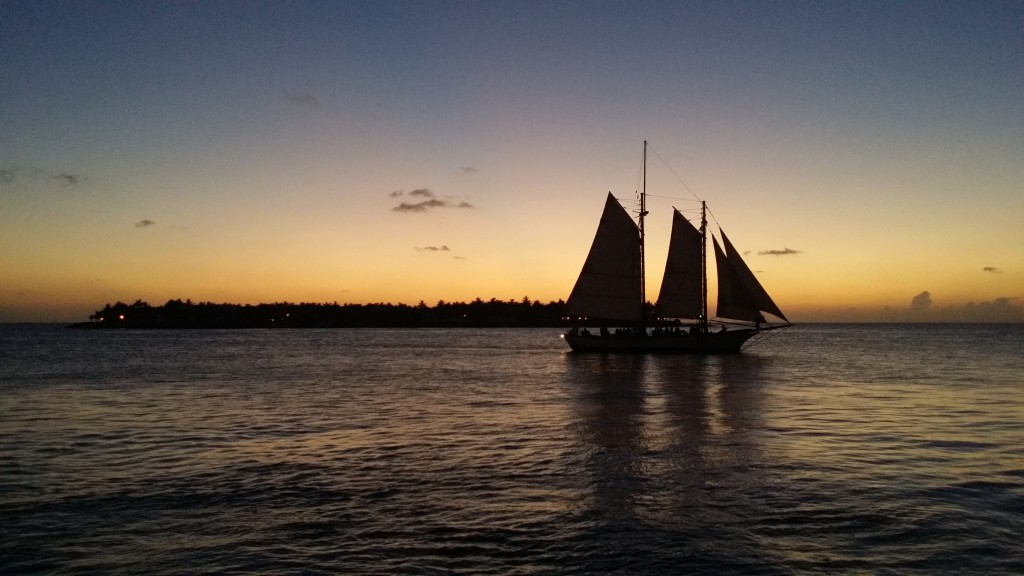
[390,188,475,213]
[461,166,477,174]
[982,267,1003,274]
[910,290,932,312]
[0,166,85,187]
[286,94,320,108]
[53,173,80,186]
[758,248,801,256]
[135,219,156,228]
[415,245,450,252]
[394,198,448,213]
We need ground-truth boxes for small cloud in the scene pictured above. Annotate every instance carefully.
[390,188,475,213]
[453,256,466,260]
[53,172,81,186]
[390,188,436,200]
[415,245,450,252]
[982,267,1003,274]
[910,290,932,312]
[286,94,320,108]
[758,248,801,256]
[1,166,84,187]
[461,166,477,174]
[135,219,156,228]
[394,198,447,213]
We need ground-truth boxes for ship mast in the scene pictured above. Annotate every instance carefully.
[639,141,648,328]
[700,200,708,334]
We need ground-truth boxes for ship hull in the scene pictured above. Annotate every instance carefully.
[563,329,757,354]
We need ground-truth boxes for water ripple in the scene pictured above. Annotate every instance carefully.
[1,325,1022,574]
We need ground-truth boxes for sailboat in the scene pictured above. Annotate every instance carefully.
[563,141,791,353]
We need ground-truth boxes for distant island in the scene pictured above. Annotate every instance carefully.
[70,298,569,329]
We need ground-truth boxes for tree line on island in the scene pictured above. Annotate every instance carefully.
[71,298,574,329]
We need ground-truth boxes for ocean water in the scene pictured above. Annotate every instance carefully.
[1,324,1021,575]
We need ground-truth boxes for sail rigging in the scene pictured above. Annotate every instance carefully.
[563,141,790,353]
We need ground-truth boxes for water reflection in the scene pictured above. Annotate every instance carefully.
[654,355,771,532]
[565,354,649,521]
[566,353,771,535]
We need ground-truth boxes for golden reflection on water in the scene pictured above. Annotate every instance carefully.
[565,353,777,529]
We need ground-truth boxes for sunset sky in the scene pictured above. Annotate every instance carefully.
[2,1,1022,322]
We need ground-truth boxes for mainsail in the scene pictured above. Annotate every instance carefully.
[566,193,642,322]
[713,230,788,322]
[654,210,703,319]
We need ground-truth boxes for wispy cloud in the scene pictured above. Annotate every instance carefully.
[415,244,467,260]
[0,165,86,187]
[390,188,475,213]
[286,94,320,108]
[135,219,156,228]
[461,166,477,174]
[0,166,40,184]
[758,248,801,256]
[982,266,1003,274]
[394,198,448,213]
[54,173,81,186]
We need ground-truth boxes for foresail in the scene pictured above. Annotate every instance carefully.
[713,237,761,322]
[714,231,788,323]
[655,210,703,319]
[566,193,642,322]
[720,230,787,321]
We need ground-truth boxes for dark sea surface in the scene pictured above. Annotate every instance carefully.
[1,324,1022,575]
